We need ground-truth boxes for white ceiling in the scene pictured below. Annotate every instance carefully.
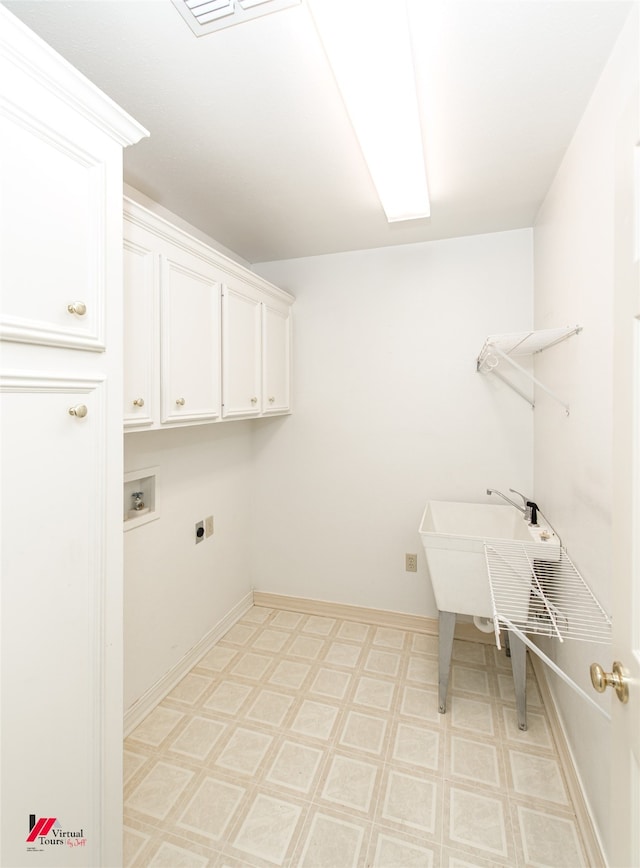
[4,0,633,263]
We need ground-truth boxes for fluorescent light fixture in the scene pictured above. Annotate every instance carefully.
[308,0,430,222]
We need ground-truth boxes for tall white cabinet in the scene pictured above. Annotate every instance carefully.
[0,9,147,867]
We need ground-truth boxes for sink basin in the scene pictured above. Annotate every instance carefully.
[418,500,560,618]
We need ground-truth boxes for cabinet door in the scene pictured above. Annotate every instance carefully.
[222,284,262,418]
[123,231,157,428]
[0,103,110,351]
[263,302,291,415]
[0,374,108,864]
[160,253,221,424]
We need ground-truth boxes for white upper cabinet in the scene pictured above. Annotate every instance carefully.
[222,281,263,418]
[0,115,105,349]
[123,197,293,431]
[123,225,157,427]
[222,279,293,420]
[160,250,221,424]
[263,300,292,415]
[123,200,223,429]
[0,23,143,353]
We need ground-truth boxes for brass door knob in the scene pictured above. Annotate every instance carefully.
[68,404,88,418]
[67,301,87,316]
[133,398,145,407]
[250,396,258,405]
[590,661,629,704]
[176,397,185,406]
[269,396,275,403]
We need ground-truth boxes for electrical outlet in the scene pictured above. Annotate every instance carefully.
[405,553,418,572]
[205,515,214,537]
[195,520,205,544]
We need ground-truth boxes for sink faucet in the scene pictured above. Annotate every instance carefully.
[486,488,540,526]
[508,489,539,526]
[486,488,525,513]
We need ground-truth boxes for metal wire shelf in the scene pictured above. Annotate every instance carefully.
[484,540,612,648]
[476,325,582,412]
[477,325,582,361]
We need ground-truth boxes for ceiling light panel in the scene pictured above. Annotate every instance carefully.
[172,0,300,36]
[308,0,430,223]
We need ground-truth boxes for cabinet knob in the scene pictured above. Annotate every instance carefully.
[67,301,87,316]
[176,397,186,406]
[250,396,258,405]
[269,396,275,404]
[133,398,145,407]
[68,404,88,418]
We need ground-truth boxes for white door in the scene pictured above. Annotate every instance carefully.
[0,375,108,867]
[0,105,107,352]
[609,94,640,868]
[263,302,291,415]
[222,283,262,418]
[160,252,221,424]
[123,228,157,428]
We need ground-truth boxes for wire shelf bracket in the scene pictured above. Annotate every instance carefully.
[476,325,582,414]
[484,540,612,720]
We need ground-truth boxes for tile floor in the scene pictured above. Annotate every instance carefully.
[123,606,589,867]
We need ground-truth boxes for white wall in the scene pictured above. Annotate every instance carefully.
[124,422,254,709]
[532,8,639,861]
[123,223,535,710]
[120,10,638,855]
[124,182,250,267]
[253,230,534,615]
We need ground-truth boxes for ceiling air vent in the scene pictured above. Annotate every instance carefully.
[171,0,300,36]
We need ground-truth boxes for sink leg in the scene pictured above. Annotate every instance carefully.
[438,611,456,714]
[509,630,527,730]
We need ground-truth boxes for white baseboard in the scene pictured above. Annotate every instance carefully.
[124,590,253,736]
[530,655,606,868]
[253,591,494,644]
[254,591,436,632]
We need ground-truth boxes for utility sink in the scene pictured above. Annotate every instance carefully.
[418,499,561,731]
[418,500,560,618]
